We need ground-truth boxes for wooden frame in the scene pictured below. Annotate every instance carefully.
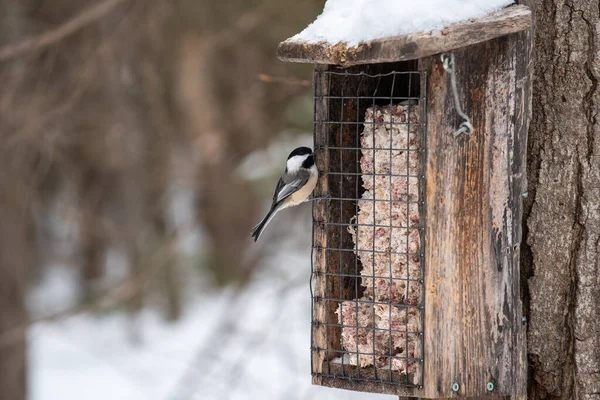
[287,4,532,398]
[277,5,531,66]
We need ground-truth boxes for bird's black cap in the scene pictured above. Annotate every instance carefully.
[287,146,313,159]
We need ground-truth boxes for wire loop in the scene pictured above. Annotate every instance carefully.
[440,53,473,138]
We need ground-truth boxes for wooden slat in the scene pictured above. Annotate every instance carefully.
[419,34,527,398]
[506,25,532,400]
[277,5,531,66]
[311,65,330,382]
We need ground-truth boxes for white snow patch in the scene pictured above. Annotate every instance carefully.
[28,264,79,316]
[30,239,392,400]
[290,0,514,46]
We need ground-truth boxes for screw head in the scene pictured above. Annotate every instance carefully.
[487,382,495,391]
[452,383,460,392]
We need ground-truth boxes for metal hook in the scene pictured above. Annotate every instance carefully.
[440,53,473,138]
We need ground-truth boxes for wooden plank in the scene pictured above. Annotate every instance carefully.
[507,27,531,400]
[420,34,527,398]
[277,5,531,66]
[320,374,419,398]
[312,64,330,382]
[510,3,532,399]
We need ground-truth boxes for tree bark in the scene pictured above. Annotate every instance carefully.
[521,0,600,399]
[0,176,30,400]
[0,2,37,399]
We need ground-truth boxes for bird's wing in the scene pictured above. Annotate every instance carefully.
[274,169,310,204]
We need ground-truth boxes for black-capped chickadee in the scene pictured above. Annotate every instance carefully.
[251,146,318,242]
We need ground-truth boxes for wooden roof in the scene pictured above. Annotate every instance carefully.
[277,4,531,66]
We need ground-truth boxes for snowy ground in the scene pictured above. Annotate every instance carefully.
[29,231,396,400]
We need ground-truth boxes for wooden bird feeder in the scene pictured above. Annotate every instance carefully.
[277,4,532,399]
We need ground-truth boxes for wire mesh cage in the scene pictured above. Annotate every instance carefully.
[310,61,426,389]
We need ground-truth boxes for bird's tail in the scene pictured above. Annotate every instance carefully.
[251,206,279,242]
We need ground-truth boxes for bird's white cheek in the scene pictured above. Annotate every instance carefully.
[287,155,309,173]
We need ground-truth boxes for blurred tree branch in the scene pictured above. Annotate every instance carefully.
[258,73,311,87]
[0,232,179,349]
[0,0,128,62]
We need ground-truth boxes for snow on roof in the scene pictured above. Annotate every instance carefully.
[289,0,515,46]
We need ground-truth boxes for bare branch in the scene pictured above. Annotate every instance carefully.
[0,233,178,348]
[0,0,129,62]
[258,73,311,87]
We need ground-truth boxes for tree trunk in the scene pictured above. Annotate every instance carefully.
[0,175,30,400]
[521,0,600,398]
[0,2,37,399]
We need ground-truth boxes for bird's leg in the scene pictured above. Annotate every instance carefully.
[306,193,331,204]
